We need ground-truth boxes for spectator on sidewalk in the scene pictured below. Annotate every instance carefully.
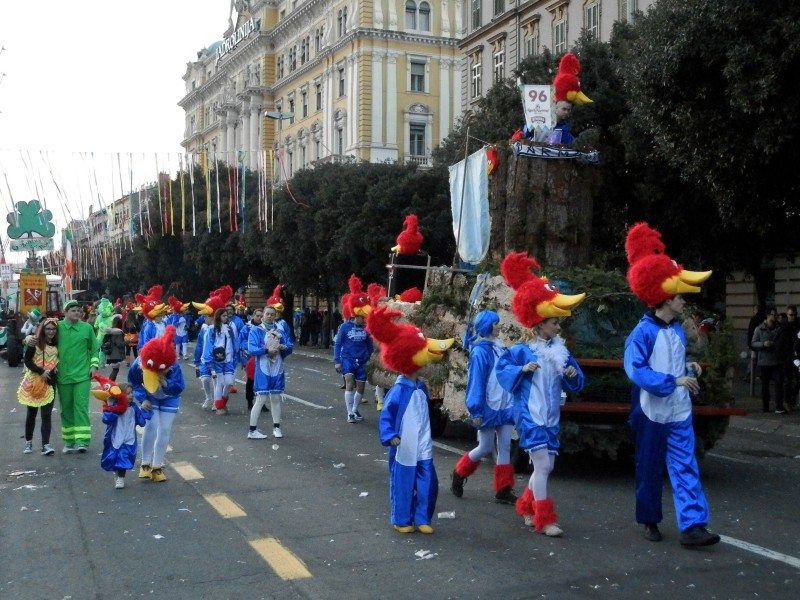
[751,307,786,414]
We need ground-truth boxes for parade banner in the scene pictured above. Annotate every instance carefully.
[19,273,46,312]
[511,142,600,165]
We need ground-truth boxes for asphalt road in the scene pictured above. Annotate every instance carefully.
[2,346,800,600]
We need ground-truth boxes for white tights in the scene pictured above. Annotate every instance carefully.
[467,424,513,464]
[213,373,233,399]
[141,410,176,468]
[200,376,214,402]
[527,448,555,500]
[250,393,281,427]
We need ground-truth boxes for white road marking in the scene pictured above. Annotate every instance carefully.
[720,535,800,569]
[282,393,331,410]
[432,441,465,455]
[707,452,752,464]
[301,367,325,374]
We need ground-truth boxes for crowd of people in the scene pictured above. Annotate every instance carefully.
[748,304,800,414]
[17,223,761,546]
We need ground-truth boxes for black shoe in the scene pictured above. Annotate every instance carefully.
[680,525,720,547]
[451,470,466,498]
[495,487,518,505]
[643,523,662,542]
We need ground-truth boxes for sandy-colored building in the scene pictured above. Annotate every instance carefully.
[179,0,463,176]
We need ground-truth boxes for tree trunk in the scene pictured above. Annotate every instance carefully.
[489,147,595,268]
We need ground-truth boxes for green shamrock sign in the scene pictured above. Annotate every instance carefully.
[6,200,56,239]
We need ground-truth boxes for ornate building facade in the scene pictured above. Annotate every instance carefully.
[459,0,654,108]
[179,0,464,177]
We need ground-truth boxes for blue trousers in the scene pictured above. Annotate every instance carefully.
[630,408,710,532]
[388,454,438,527]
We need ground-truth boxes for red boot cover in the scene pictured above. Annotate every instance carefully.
[454,453,481,478]
[515,487,534,517]
[213,398,225,409]
[493,464,515,493]
[533,498,558,532]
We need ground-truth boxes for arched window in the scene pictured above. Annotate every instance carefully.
[405,0,417,29]
[419,2,431,31]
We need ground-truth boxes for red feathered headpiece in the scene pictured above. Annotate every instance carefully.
[366,305,453,377]
[167,295,188,314]
[192,285,233,315]
[90,373,129,414]
[396,287,423,303]
[500,252,586,328]
[625,222,712,307]
[553,53,593,105]
[266,285,284,312]
[235,294,247,310]
[135,285,166,320]
[139,325,177,393]
[367,283,387,308]
[392,214,424,255]
[347,274,371,317]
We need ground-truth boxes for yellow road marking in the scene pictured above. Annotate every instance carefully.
[172,462,204,480]
[249,538,312,580]
[204,493,247,518]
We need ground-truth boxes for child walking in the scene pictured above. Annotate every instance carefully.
[18,318,59,456]
[91,374,152,489]
[247,306,293,439]
[495,252,585,537]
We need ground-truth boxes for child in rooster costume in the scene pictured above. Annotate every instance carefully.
[194,286,238,415]
[495,252,586,537]
[266,285,292,339]
[128,325,185,483]
[91,374,152,489]
[623,222,720,547]
[247,304,293,439]
[136,285,168,349]
[165,296,190,361]
[451,310,517,505]
[370,305,454,534]
[391,214,423,256]
[334,275,374,423]
[513,52,592,145]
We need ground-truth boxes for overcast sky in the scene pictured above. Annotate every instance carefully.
[0,1,230,235]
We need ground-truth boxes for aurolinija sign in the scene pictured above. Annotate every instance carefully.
[217,18,259,63]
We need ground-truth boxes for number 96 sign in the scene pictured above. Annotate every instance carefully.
[520,84,554,132]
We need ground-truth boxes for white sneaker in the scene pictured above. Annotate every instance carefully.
[523,515,533,527]
[353,411,364,422]
[62,446,75,454]
[115,477,125,489]
[23,441,33,454]
[202,399,213,410]
[347,414,356,424]
[41,444,55,456]
[541,523,564,537]
[273,426,284,439]
[247,429,268,439]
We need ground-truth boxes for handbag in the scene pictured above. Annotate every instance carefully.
[213,346,226,362]
[22,372,49,399]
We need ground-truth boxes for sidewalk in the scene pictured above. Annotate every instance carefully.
[728,374,800,438]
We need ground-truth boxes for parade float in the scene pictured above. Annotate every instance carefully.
[368,55,743,463]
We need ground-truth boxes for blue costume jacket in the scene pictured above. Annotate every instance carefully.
[465,339,513,429]
[138,319,165,349]
[166,313,189,344]
[378,375,438,527]
[127,360,186,414]
[100,401,151,472]
[333,320,374,365]
[248,323,293,394]
[496,338,583,452]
